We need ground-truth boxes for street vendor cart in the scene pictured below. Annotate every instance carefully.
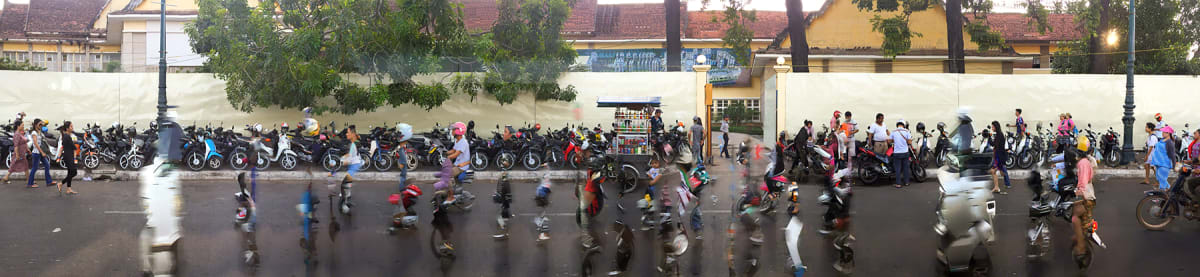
[596,96,658,194]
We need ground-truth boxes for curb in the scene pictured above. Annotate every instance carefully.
[15,168,589,182]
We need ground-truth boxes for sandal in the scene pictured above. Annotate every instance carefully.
[894,184,903,188]
[28,185,38,188]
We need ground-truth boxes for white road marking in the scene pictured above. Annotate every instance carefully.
[103,211,145,214]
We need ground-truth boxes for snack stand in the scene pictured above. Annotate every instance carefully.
[596,96,659,181]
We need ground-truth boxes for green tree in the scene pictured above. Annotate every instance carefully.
[1181,0,1200,60]
[1054,0,1196,74]
[851,0,1005,62]
[723,102,749,125]
[703,0,757,67]
[450,0,579,105]
[0,57,45,71]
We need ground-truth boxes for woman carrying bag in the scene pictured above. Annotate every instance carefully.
[27,119,56,189]
[2,120,29,184]
[57,121,78,194]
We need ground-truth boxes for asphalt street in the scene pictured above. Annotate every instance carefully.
[2,161,1199,277]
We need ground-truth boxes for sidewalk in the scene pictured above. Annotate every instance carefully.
[8,166,587,182]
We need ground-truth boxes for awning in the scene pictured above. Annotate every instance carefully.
[596,96,662,107]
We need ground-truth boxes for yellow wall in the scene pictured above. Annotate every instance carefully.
[3,43,28,51]
[1011,43,1042,55]
[827,59,874,73]
[96,45,121,52]
[133,0,261,11]
[124,21,146,32]
[783,0,978,51]
[714,76,763,98]
[572,41,771,50]
[31,44,57,52]
[894,60,944,73]
[93,0,133,29]
[964,61,1003,74]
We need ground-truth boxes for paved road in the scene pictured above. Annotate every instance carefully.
[2,161,1199,276]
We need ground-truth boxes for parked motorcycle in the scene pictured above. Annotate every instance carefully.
[854,143,928,185]
[934,153,996,275]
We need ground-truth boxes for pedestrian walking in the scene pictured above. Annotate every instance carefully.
[691,116,705,163]
[57,121,78,194]
[889,120,912,188]
[27,119,56,189]
[2,120,28,184]
[1149,126,1175,191]
[989,121,1011,194]
[1142,123,1161,186]
[720,116,730,159]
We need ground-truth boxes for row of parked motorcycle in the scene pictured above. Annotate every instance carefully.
[777,119,1194,185]
[0,119,666,174]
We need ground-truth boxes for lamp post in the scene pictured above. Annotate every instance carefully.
[155,0,171,159]
[1120,0,1136,165]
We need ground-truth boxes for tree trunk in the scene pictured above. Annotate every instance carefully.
[787,0,810,73]
[1090,0,1112,74]
[666,0,682,72]
[945,0,966,73]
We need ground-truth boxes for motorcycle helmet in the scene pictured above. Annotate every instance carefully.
[936,122,945,131]
[395,123,413,142]
[533,123,541,132]
[1155,113,1163,121]
[833,110,841,118]
[149,120,158,129]
[303,118,319,136]
[252,123,263,134]
[916,122,926,132]
[1077,135,1090,152]
[896,119,906,128]
[957,107,972,122]
[693,116,702,124]
[281,122,289,131]
[452,122,466,136]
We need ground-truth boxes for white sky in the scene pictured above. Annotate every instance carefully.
[598,0,1040,12]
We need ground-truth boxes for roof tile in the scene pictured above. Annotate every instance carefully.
[981,13,1082,42]
[0,3,29,39]
[456,0,597,34]
[686,10,789,39]
[26,0,108,34]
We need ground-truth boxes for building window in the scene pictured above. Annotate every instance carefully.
[711,98,762,123]
[1032,56,1041,68]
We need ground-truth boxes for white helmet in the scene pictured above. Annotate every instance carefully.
[252,123,263,133]
[303,118,319,136]
[395,123,413,142]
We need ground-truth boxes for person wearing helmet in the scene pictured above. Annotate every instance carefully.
[446,122,471,196]
[1154,113,1166,137]
[651,109,665,134]
[579,151,606,251]
[1069,134,1097,261]
[989,121,1011,194]
[395,123,414,191]
[950,108,975,155]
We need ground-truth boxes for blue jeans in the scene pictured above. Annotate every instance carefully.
[690,199,703,232]
[397,151,409,191]
[27,153,52,187]
[893,152,911,186]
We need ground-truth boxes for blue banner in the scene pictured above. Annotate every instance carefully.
[576,48,749,86]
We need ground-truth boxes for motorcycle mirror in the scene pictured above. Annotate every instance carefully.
[1088,123,1092,128]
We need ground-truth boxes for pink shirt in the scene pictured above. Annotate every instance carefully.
[1077,157,1096,200]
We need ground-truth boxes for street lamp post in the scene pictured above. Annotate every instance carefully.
[155,0,171,159]
[1121,0,1136,165]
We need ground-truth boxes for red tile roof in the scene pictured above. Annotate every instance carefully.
[591,3,687,40]
[0,3,29,39]
[980,13,1082,42]
[26,0,108,34]
[686,10,789,39]
[456,0,596,34]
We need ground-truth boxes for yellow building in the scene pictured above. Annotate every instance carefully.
[752,0,1030,78]
[0,0,119,72]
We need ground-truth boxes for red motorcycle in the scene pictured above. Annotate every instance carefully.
[854,143,928,185]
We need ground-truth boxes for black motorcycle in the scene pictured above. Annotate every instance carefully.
[854,143,928,185]
[1136,165,1200,230]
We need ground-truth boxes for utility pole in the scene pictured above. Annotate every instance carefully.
[155,0,171,158]
[1120,0,1136,165]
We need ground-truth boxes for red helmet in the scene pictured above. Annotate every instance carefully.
[534,123,542,131]
[1155,113,1163,121]
[834,110,842,118]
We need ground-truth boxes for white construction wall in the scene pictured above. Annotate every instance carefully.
[780,73,1200,146]
[0,71,698,132]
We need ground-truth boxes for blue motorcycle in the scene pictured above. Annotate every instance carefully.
[184,128,225,171]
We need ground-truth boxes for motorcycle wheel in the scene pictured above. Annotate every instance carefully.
[522,152,542,171]
[470,151,488,171]
[1016,151,1035,169]
[118,155,130,170]
[229,151,249,170]
[128,156,144,169]
[321,153,342,172]
[1004,152,1017,169]
[566,151,580,169]
[406,154,418,171]
[1135,194,1174,230]
[209,156,225,170]
[619,164,640,194]
[252,154,268,171]
[82,153,100,169]
[4,154,11,168]
[546,150,565,169]
[358,151,373,170]
[1103,150,1120,168]
[497,152,516,171]
[186,151,205,171]
[911,159,928,183]
[58,158,67,169]
[858,161,880,184]
[281,153,299,171]
[373,154,393,172]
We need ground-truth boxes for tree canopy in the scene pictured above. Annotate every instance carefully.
[1052,0,1199,74]
[0,57,45,71]
[849,0,1007,59]
[187,0,578,114]
[702,0,757,67]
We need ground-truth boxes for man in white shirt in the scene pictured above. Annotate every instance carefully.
[870,113,890,156]
[889,120,913,188]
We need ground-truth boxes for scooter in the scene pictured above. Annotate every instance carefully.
[934,153,996,275]
[1026,153,1106,270]
[184,128,224,171]
[253,127,300,171]
[819,168,854,274]
[329,174,354,215]
[433,158,476,211]
[388,184,423,233]
[854,144,929,185]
